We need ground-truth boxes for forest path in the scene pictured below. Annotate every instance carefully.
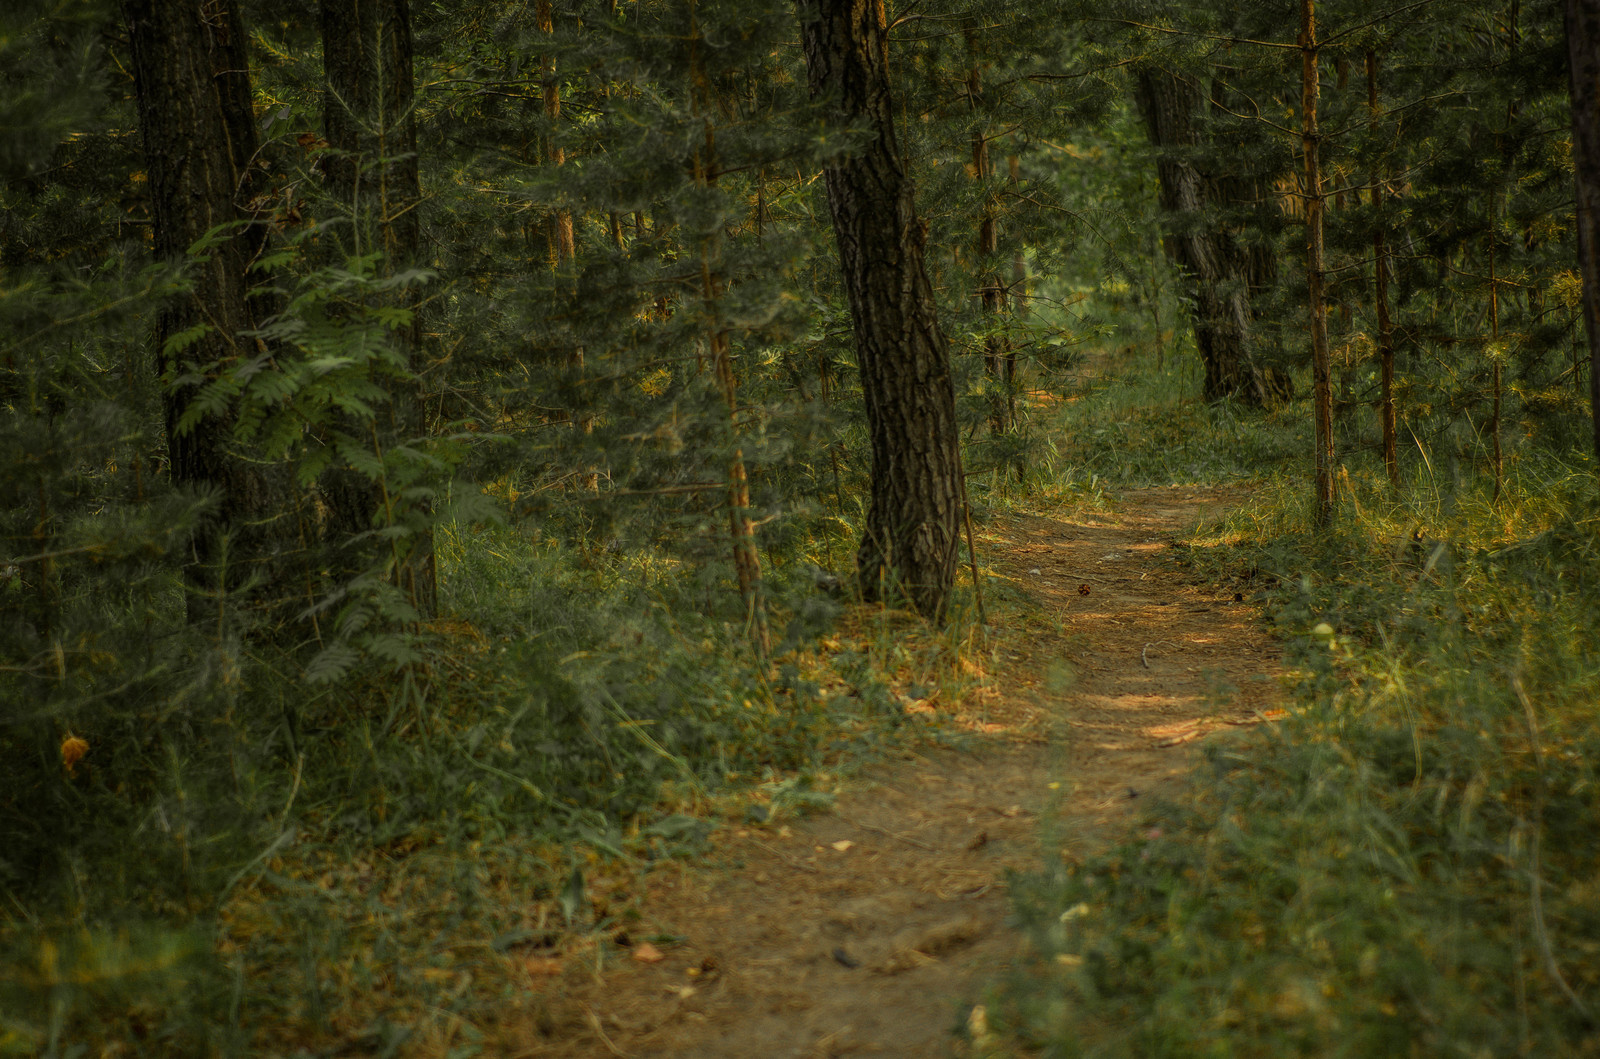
[503,486,1282,1058]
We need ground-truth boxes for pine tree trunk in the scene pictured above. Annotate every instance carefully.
[1008,153,1026,424]
[1490,234,1504,500]
[123,0,301,627]
[967,52,1010,437]
[320,0,437,618]
[1301,0,1336,523]
[1133,68,1269,406]
[536,0,575,265]
[1564,0,1600,463]
[798,0,964,620]
[690,41,771,655]
[1367,51,1399,488]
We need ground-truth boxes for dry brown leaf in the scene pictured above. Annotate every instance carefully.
[60,736,88,775]
[631,942,665,963]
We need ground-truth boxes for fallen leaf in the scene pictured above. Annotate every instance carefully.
[631,942,665,963]
[830,840,854,852]
[60,736,88,775]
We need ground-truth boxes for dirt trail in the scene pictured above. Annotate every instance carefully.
[503,486,1282,1058]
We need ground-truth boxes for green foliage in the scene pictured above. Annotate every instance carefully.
[998,427,1600,1055]
[4,0,1596,1052]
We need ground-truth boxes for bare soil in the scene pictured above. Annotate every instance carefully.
[497,486,1283,1058]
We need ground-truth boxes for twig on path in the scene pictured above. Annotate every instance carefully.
[839,815,939,851]
[1141,640,1179,668]
[1154,710,1287,748]
[583,1005,632,1058]
[1155,726,1206,748]
[751,838,819,873]
[1230,708,1287,726]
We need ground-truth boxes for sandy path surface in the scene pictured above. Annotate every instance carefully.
[500,486,1282,1058]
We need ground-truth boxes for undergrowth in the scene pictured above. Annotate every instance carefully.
[0,503,1005,1057]
[993,363,1600,1056]
[1044,349,1310,488]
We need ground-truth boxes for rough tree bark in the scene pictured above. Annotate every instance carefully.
[1301,0,1336,524]
[798,0,964,619]
[1133,67,1270,406]
[320,0,437,617]
[1565,0,1600,463]
[123,0,300,625]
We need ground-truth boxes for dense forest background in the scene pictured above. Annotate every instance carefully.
[3,0,1598,1054]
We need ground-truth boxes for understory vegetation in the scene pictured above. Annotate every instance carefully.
[996,361,1600,1057]
[3,0,1599,1055]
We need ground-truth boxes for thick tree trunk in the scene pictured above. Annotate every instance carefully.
[1367,51,1399,488]
[1301,0,1336,523]
[320,0,437,617]
[1564,0,1600,463]
[1133,67,1270,405]
[123,0,300,626]
[798,0,964,620]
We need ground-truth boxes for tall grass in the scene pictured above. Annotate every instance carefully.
[990,360,1600,1056]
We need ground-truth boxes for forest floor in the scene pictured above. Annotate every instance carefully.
[497,486,1285,1057]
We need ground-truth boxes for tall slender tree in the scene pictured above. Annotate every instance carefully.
[1300,0,1335,523]
[1565,0,1600,461]
[966,30,1012,436]
[798,0,964,619]
[122,0,300,624]
[320,0,436,616]
[1366,49,1399,488]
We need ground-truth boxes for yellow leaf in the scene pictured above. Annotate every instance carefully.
[60,737,88,775]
